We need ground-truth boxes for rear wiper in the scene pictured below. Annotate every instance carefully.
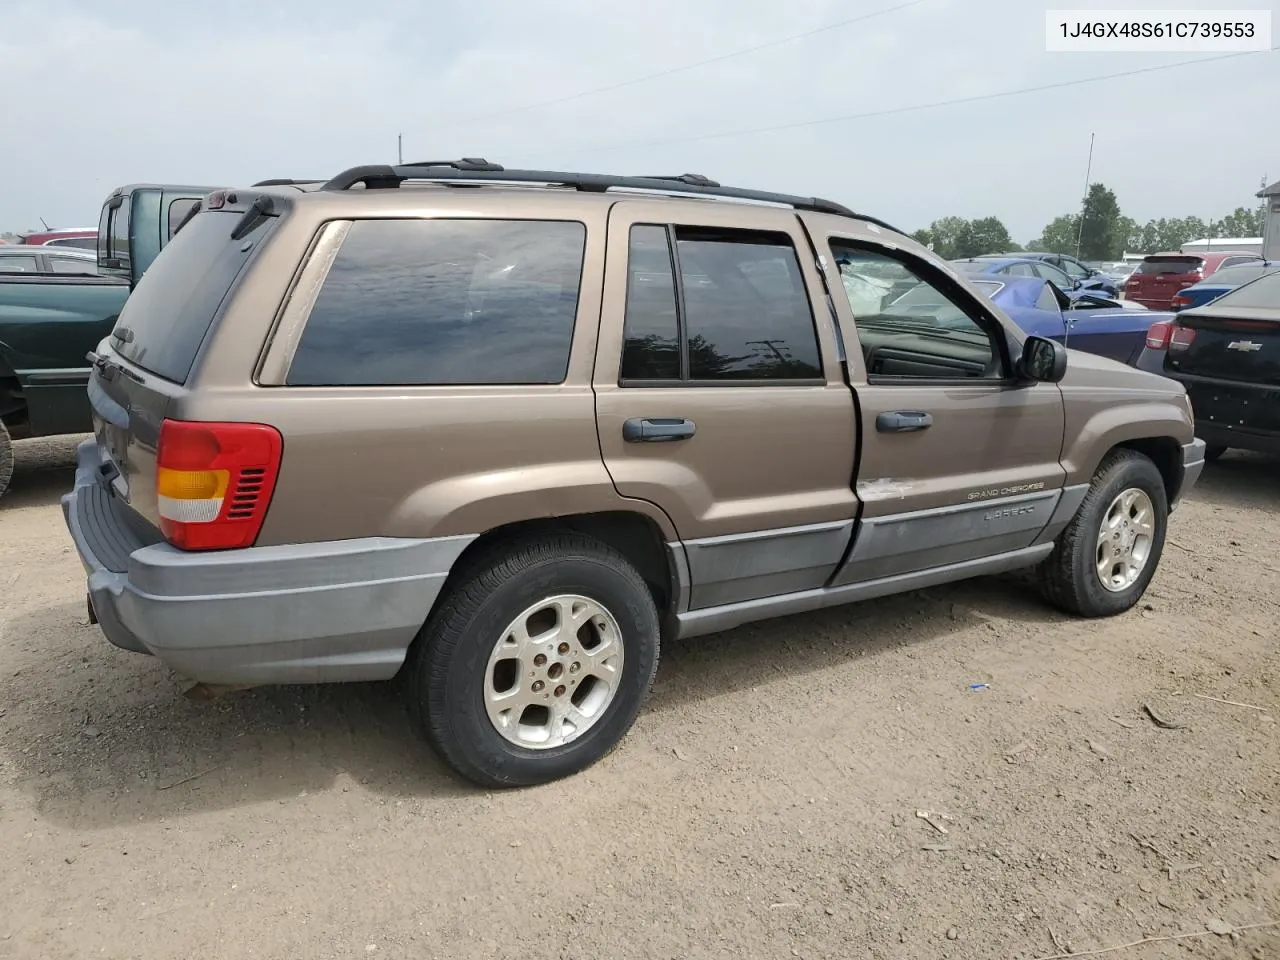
[230,195,277,241]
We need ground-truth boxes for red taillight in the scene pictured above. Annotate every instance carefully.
[1146,320,1174,349]
[1168,325,1197,353]
[1171,294,1192,311]
[155,419,282,550]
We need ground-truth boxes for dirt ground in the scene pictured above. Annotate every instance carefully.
[0,435,1276,960]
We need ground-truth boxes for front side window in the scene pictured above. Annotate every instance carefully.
[289,219,586,387]
[832,244,1002,381]
[620,224,823,383]
[1032,262,1072,289]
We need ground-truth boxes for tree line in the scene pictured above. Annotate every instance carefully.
[911,183,1267,261]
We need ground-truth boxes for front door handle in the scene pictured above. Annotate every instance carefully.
[876,410,932,433]
[623,417,696,443]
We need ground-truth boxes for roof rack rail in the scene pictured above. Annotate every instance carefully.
[252,178,325,187]
[317,162,904,234]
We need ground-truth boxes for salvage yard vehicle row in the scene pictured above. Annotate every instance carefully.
[61,161,1205,787]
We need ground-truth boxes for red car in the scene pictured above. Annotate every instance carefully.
[19,228,98,250]
[1123,250,1263,310]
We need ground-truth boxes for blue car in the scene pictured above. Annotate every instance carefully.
[891,275,1170,365]
[991,251,1119,297]
[952,257,1081,295]
[1171,260,1280,311]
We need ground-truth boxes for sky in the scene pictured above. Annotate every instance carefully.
[3,0,1277,243]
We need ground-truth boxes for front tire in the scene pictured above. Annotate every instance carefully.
[409,534,660,788]
[1037,449,1168,617]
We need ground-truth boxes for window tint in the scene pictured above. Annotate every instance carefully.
[46,236,97,250]
[107,197,131,267]
[621,225,680,380]
[168,198,202,239]
[833,245,1000,381]
[289,219,586,387]
[1137,256,1201,275]
[1007,262,1037,277]
[674,228,821,380]
[114,210,272,382]
[0,255,39,273]
[50,257,98,275]
[1035,282,1059,311]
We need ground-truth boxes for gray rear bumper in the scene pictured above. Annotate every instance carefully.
[61,439,472,685]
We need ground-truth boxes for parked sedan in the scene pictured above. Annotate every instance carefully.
[1139,269,1280,459]
[1171,261,1280,311]
[893,275,1167,365]
[993,251,1118,297]
[952,257,1078,294]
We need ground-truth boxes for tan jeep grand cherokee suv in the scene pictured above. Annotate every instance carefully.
[63,160,1207,787]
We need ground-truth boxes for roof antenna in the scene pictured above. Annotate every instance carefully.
[39,217,50,230]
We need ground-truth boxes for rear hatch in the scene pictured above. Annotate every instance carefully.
[1163,272,1280,428]
[1126,255,1203,306]
[89,202,278,534]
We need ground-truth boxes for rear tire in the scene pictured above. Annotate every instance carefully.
[0,420,13,502]
[1203,444,1228,463]
[1037,449,1168,617]
[409,534,660,788]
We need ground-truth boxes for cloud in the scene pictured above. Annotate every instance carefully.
[3,0,1276,240]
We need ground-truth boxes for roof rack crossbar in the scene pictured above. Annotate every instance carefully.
[318,163,904,234]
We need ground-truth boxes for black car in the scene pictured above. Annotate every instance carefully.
[1156,269,1280,460]
[994,251,1117,297]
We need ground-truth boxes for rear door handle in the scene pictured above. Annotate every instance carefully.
[623,417,696,443]
[876,410,932,433]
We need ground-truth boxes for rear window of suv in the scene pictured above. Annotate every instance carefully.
[113,209,273,382]
[287,219,586,386]
[1136,256,1202,275]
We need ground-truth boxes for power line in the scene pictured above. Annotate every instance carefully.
[432,0,929,129]
[573,46,1276,155]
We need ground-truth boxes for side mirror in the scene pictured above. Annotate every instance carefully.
[1019,335,1068,383]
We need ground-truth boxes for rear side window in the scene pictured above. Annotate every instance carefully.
[1035,283,1059,311]
[1137,256,1201,275]
[1212,271,1280,310]
[113,210,272,383]
[50,257,98,275]
[620,224,822,383]
[0,255,38,273]
[287,219,586,386]
[47,237,97,250]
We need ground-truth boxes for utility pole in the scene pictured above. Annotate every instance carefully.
[397,134,403,165]
[1074,132,1095,260]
